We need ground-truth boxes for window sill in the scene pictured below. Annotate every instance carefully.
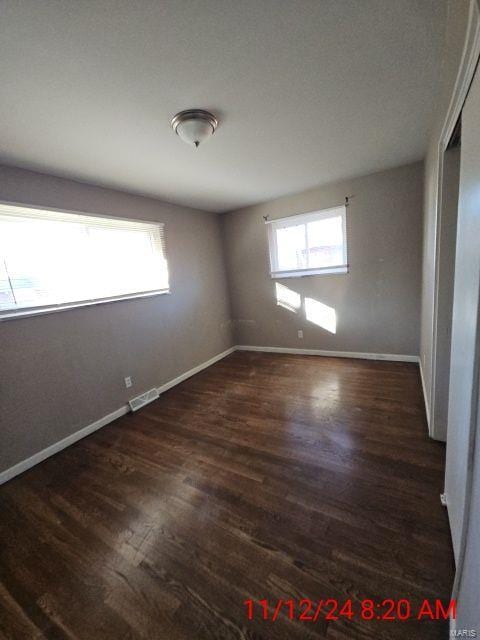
[271,266,348,278]
[0,289,170,322]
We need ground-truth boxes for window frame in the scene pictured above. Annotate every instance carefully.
[0,201,170,322]
[266,205,348,278]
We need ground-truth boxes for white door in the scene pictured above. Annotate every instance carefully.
[444,61,480,563]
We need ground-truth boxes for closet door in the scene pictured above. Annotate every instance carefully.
[444,61,480,562]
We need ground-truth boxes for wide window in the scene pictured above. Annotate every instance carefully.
[0,203,169,319]
[267,205,348,278]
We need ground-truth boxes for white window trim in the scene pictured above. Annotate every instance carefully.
[271,265,348,278]
[0,200,170,321]
[266,205,348,278]
[0,289,170,322]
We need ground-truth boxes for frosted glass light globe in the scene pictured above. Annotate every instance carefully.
[171,110,218,148]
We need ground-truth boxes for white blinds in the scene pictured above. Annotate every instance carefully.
[0,203,169,316]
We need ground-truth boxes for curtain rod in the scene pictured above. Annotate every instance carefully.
[263,196,350,224]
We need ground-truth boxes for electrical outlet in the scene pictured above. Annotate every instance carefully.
[298,330,303,339]
[124,376,132,388]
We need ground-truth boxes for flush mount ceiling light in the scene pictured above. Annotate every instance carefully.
[171,109,218,148]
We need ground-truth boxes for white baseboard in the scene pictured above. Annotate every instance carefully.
[156,347,235,394]
[0,405,129,486]
[419,358,431,430]
[235,344,419,363]
[0,344,421,485]
[0,346,236,486]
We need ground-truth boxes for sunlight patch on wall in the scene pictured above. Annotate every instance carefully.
[305,297,337,333]
[275,283,301,312]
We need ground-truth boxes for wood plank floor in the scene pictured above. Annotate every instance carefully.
[0,352,454,639]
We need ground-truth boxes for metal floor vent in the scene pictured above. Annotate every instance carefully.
[128,388,159,412]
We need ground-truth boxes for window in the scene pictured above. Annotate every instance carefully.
[0,203,169,319]
[266,205,348,278]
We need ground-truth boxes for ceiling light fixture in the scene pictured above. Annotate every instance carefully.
[171,109,218,148]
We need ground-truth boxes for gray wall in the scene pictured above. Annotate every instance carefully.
[222,162,423,356]
[0,165,233,474]
[420,0,471,422]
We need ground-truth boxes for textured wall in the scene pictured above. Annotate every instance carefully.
[0,165,233,473]
[222,162,423,356]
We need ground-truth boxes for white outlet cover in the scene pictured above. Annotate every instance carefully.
[298,330,303,339]
[124,376,132,388]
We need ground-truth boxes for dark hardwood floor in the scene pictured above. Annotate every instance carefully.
[0,352,454,639]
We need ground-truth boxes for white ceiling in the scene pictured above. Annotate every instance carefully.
[0,1,445,212]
